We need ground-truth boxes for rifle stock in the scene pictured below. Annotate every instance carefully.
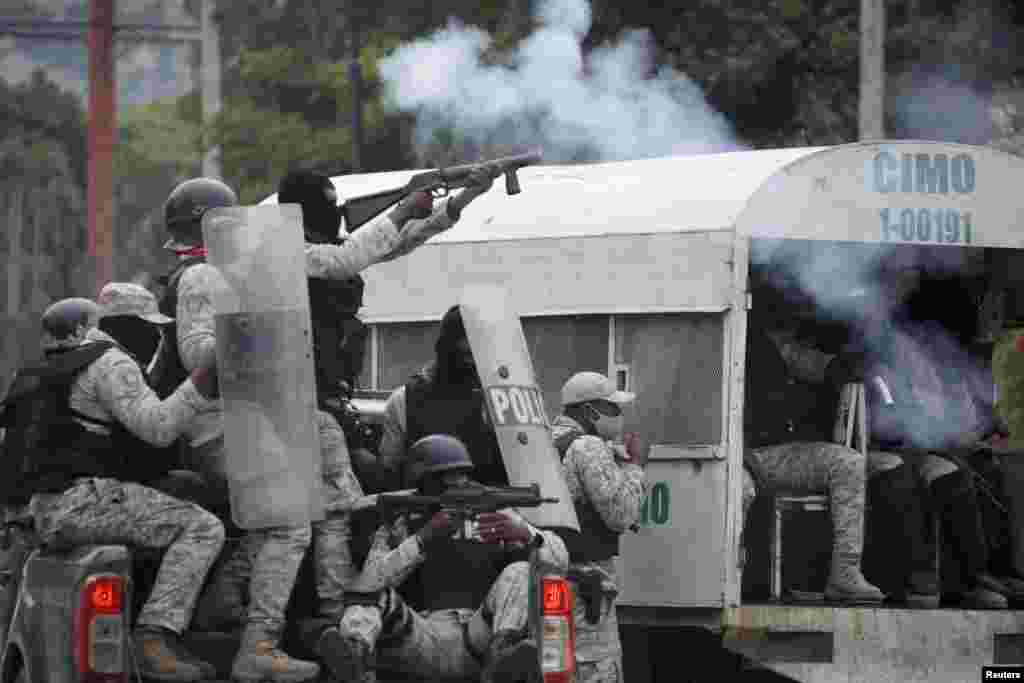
[341,149,543,231]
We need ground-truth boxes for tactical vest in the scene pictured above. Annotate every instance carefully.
[151,256,205,399]
[410,516,529,612]
[12,344,174,497]
[404,375,507,487]
[743,321,836,449]
[307,273,365,400]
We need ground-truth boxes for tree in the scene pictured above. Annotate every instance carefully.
[0,70,90,387]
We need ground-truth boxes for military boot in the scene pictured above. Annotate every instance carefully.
[824,553,885,605]
[481,630,539,683]
[904,570,941,608]
[231,629,320,683]
[316,626,375,683]
[133,627,216,682]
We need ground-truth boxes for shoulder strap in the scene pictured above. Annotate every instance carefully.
[160,256,206,317]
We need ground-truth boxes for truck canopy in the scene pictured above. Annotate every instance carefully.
[260,147,825,322]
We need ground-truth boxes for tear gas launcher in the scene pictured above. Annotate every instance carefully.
[342,149,543,231]
[374,483,558,539]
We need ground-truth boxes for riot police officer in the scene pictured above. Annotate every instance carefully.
[317,434,567,683]
[23,298,224,683]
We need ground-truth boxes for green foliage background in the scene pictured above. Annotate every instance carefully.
[2,0,1024,387]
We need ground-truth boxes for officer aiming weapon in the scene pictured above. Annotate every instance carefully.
[375,483,558,540]
[342,149,543,231]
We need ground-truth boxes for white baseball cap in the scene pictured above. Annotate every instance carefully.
[561,371,635,407]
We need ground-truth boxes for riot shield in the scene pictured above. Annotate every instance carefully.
[203,204,324,530]
[459,285,579,532]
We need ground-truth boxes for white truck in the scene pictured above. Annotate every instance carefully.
[283,140,1024,683]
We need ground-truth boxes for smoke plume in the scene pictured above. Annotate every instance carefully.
[750,239,997,449]
[377,0,741,163]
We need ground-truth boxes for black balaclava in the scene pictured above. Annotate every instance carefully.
[99,316,162,369]
[434,305,478,388]
[278,169,343,244]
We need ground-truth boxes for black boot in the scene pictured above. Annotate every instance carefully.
[864,464,939,605]
[930,470,998,607]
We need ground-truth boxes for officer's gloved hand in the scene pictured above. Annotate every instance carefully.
[191,347,220,399]
[416,510,457,550]
[405,190,433,219]
[826,351,867,387]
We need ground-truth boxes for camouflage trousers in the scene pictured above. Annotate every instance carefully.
[185,435,313,640]
[744,442,873,559]
[741,446,904,523]
[194,525,311,640]
[31,477,225,634]
[193,475,356,631]
[338,561,531,679]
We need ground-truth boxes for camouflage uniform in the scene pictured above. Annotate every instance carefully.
[334,514,568,679]
[550,415,643,683]
[194,410,365,627]
[175,210,446,650]
[31,328,225,636]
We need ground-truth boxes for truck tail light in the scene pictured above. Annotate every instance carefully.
[540,576,575,683]
[76,575,127,683]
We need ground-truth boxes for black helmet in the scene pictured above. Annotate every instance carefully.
[163,177,238,247]
[41,297,99,350]
[408,434,473,485]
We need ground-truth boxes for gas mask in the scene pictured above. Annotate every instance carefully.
[587,402,624,442]
[99,316,162,368]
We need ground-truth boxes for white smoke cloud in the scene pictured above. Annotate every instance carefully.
[890,70,994,145]
[750,238,997,449]
[377,0,741,162]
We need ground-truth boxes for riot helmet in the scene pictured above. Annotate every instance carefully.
[41,297,100,352]
[163,177,238,250]
[408,434,474,490]
[278,169,345,243]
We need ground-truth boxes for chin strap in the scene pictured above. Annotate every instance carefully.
[174,246,208,258]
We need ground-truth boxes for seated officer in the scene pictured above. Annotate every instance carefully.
[95,281,212,506]
[24,297,224,682]
[741,270,891,605]
[314,434,568,683]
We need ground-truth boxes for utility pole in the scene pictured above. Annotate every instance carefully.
[200,0,222,177]
[859,0,886,140]
[88,0,115,294]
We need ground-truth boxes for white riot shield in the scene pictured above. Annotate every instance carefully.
[459,285,579,532]
[203,204,324,530]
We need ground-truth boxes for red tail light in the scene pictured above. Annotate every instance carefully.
[541,576,575,683]
[76,575,127,683]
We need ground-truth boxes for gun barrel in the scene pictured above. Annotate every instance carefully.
[443,150,543,178]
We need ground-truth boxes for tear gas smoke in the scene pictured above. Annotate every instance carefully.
[891,68,994,146]
[750,239,995,449]
[377,0,742,163]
